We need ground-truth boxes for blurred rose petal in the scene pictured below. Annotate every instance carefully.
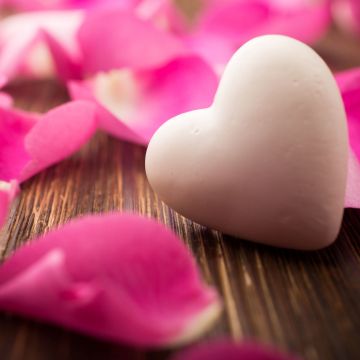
[0,213,221,347]
[0,107,36,181]
[0,180,18,229]
[336,68,360,160]
[78,6,186,75]
[172,340,300,360]
[0,92,14,109]
[0,101,97,182]
[0,10,83,80]
[168,0,330,71]
[1,0,140,11]
[0,76,13,108]
[332,0,360,36]
[336,68,360,207]
[69,56,218,145]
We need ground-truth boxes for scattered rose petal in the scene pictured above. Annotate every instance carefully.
[0,101,97,182]
[69,56,218,145]
[336,68,360,160]
[334,68,360,207]
[2,0,140,11]
[0,107,37,181]
[0,180,18,229]
[0,213,221,347]
[78,6,186,76]
[0,10,84,80]
[332,0,360,36]
[0,76,13,108]
[0,92,14,109]
[172,341,300,360]
[166,0,331,71]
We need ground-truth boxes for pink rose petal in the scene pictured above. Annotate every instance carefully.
[335,68,360,207]
[0,101,98,182]
[78,6,186,75]
[0,92,14,109]
[332,0,360,36]
[3,0,140,11]
[172,341,300,360]
[69,56,218,145]
[0,213,221,347]
[0,76,13,108]
[336,68,360,160]
[0,180,18,229]
[175,0,330,71]
[0,10,83,80]
[0,107,36,182]
[41,30,83,82]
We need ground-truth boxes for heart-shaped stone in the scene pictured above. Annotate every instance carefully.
[145,35,348,250]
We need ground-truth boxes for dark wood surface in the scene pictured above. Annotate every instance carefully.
[0,30,360,360]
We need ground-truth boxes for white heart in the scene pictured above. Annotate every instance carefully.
[145,35,348,250]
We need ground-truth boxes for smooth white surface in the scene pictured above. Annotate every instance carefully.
[146,35,348,250]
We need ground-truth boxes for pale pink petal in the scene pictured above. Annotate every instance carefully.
[78,6,186,75]
[0,92,14,109]
[70,56,218,145]
[262,0,331,43]
[0,11,83,80]
[0,101,97,182]
[0,180,19,229]
[0,75,8,88]
[0,213,221,347]
[172,341,300,360]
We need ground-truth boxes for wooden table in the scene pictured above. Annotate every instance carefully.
[0,27,359,360]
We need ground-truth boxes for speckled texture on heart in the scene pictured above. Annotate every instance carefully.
[146,35,348,250]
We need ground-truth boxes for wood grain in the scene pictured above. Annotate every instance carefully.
[0,41,360,360]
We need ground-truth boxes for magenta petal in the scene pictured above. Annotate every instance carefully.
[0,108,36,181]
[335,68,360,207]
[172,341,300,360]
[336,68,360,160]
[0,180,18,229]
[78,6,186,75]
[0,213,221,347]
[20,101,98,181]
[0,101,97,182]
[70,56,218,145]
[4,0,140,11]
[41,30,83,81]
